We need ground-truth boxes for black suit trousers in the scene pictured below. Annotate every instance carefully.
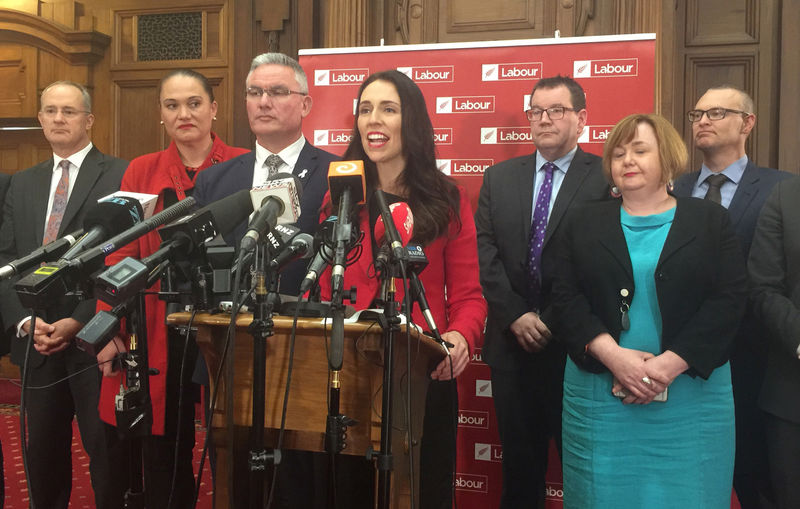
[21,342,126,509]
[490,345,565,509]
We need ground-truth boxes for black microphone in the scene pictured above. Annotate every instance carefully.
[240,174,302,254]
[403,243,453,352]
[59,196,144,261]
[327,162,366,302]
[0,229,83,281]
[268,225,313,271]
[373,189,406,261]
[299,216,337,294]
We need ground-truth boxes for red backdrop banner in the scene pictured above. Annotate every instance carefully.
[299,34,656,508]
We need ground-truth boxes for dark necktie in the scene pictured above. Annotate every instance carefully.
[528,162,556,310]
[703,173,728,205]
[43,159,70,245]
[264,154,284,181]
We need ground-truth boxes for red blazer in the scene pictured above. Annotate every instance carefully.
[319,188,486,351]
[98,135,248,434]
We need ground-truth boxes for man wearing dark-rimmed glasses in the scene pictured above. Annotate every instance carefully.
[476,75,608,509]
[675,84,794,509]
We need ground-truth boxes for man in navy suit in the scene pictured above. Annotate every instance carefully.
[193,52,336,296]
[476,76,608,509]
[192,52,336,508]
[674,85,794,509]
[0,81,127,508]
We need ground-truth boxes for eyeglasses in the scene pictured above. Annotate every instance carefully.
[525,106,575,121]
[40,107,90,119]
[687,107,750,123]
[246,86,307,100]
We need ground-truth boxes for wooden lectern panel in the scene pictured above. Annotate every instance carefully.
[168,312,446,509]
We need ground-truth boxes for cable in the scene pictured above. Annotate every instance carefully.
[19,312,36,509]
[167,308,197,509]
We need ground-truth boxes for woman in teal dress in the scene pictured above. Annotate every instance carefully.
[549,113,747,508]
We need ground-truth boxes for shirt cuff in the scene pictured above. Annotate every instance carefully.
[16,317,30,338]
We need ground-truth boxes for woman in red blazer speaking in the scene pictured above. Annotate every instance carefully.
[318,69,487,509]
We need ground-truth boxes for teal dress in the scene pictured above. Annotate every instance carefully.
[561,207,734,509]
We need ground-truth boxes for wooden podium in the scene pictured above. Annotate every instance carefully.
[167,311,446,508]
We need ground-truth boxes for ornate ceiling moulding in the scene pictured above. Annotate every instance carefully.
[0,8,110,64]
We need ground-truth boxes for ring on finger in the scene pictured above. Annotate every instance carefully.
[642,376,652,385]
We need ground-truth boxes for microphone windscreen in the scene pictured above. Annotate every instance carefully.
[328,161,366,205]
[250,174,301,225]
[200,189,253,236]
[83,196,144,234]
[374,201,414,246]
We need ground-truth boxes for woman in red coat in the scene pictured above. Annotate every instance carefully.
[318,70,487,509]
[95,69,248,507]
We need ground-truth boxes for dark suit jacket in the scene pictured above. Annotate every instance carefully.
[0,172,11,356]
[674,159,793,258]
[748,177,800,423]
[192,140,337,295]
[475,148,608,371]
[550,197,747,379]
[0,147,127,366]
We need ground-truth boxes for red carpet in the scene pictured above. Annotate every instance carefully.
[0,379,213,508]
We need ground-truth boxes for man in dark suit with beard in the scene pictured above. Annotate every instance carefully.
[475,75,608,509]
[0,81,127,508]
[674,85,793,509]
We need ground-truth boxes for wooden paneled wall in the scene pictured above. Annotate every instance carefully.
[1,0,796,174]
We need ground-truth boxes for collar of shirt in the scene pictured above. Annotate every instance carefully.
[698,155,748,188]
[531,145,577,221]
[52,142,93,174]
[254,136,306,179]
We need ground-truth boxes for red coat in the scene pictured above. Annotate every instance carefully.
[319,188,486,350]
[98,135,249,434]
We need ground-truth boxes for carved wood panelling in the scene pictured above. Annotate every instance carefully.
[685,0,758,46]
[0,129,50,175]
[112,6,227,70]
[435,0,545,42]
[0,44,37,118]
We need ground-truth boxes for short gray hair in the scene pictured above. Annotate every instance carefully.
[41,80,92,112]
[706,84,754,114]
[247,53,308,93]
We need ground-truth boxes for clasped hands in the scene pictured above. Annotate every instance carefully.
[589,333,688,405]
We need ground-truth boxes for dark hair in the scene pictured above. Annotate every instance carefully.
[342,70,461,245]
[157,69,215,102]
[530,75,586,111]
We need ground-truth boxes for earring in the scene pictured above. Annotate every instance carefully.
[667,179,674,192]
[213,116,217,121]
[160,120,164,125]
[610,185,621,198]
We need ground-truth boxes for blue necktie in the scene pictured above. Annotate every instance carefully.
[528,162,556,310]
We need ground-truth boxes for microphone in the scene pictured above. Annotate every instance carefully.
[373,201,414,277]
[267,224,313,271]
[59,195,144,261]
[14,197,197,310]
[240,173,303,254]
[327,161,366,300]
[373,190,410,261]
[0,229,83,281]
[93,190,254,306]
[299,216,337,294]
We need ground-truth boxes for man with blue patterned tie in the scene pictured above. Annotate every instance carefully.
[475,75,607,509]
[0,81,127,508]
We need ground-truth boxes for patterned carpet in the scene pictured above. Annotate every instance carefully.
[0,380,213,508]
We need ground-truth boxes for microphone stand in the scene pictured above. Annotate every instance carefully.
[370,266,402,509]
[247,240,281,509]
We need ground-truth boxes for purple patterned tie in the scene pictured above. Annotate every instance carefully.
[43,159,70,245]
[528,161,556,310]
